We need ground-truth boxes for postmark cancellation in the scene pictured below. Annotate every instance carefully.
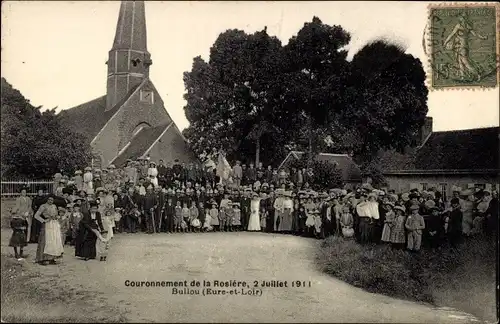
[426,2,499,90]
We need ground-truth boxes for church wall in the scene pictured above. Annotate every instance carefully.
[92,79,173,167]
[147,126,197,164]
[91,111,122,168]
[118,79,171,146]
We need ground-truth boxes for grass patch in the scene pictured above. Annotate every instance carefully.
[316,236,497,322]
[1,256,129,323]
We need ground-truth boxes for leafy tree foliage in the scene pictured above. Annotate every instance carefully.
[289,155,344,190]
[1,78,92,179]
[182,18,429,182]
[183,28,287,165]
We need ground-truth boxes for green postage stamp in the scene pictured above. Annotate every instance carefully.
[427,3,499,89]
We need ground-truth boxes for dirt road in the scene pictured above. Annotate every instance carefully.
[1,231,480,323]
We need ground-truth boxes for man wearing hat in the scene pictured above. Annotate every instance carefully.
[240,187,251,231]
[446,198,463,247]
[423,206,443,249]
[233,161,243,189]
[143,184,158,234]
[320,196,335,239]
[123,187,139,233]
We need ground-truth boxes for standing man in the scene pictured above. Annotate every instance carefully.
[143,185,158,234]
[157,160,167,188]
[321,197,335,239]
[155,186,166,233]
[246,163,257,187]
[233,161,242,189]
[164,196,175,233]
[240,188,251,231]
[446,197,463,248]
[172,159,183,185]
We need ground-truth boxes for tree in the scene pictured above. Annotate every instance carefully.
[280,17,351,164]
[183,20,428,182]
[337,40,429,181]
[183,28,287,165]
[1,78,93,179]
[289,155,344,190]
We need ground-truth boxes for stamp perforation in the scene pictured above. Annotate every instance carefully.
[425,2,500,91]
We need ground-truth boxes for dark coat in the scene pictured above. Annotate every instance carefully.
[75,211,104,259]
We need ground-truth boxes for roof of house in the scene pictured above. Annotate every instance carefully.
[112,124,169,166]
[58,83,142,143]
[279,151,363,182]
[382,126,499,174]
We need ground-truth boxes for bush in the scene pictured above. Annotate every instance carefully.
[316,235,496,322]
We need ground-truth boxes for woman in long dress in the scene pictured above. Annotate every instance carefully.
[280,192,294,233]
[148,162,159,188]
[75,202,106,261]
[34,195,64,265]
[247,192,261,231]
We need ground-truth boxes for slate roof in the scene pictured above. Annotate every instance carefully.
[58,83,142,143]
[279,151,363,182]
[382,126,499,173]
[112,124,169,167]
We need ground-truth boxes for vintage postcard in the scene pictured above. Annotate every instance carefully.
[1,1,498,323]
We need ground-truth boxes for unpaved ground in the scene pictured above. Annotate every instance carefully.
[1,230,481,323]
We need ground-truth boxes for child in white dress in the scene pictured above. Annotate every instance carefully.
[203,209,213,232]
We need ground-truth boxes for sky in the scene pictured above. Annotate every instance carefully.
[1,1,499,132]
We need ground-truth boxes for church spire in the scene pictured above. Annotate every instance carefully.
[112,1,148,51]
[106,0,153,111]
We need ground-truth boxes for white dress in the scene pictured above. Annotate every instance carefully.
[247,198,261,231]
[147,167,159,187]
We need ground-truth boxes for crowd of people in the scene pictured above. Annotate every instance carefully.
[8,153,499,264]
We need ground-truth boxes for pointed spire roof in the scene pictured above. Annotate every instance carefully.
[112,1,148,52]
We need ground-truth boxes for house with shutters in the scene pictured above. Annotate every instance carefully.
[379,117,499,196]
[59,1,196,168]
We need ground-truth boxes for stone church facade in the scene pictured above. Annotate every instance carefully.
[59,1,196,168]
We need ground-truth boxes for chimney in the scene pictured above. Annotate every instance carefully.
[419,117,433,146]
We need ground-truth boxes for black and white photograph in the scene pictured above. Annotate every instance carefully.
[1,1,498,323]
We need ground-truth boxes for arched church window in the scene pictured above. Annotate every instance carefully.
[132,122,151,137]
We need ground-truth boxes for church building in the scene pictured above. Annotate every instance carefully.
[59,1,196,168]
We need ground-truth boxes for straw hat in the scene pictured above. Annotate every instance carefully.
[424,200,436,209]
[384,201,395,208]
[394,205,406,213]
[409,204,420,211]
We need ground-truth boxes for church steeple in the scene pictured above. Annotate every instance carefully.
[106,1,153,111]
